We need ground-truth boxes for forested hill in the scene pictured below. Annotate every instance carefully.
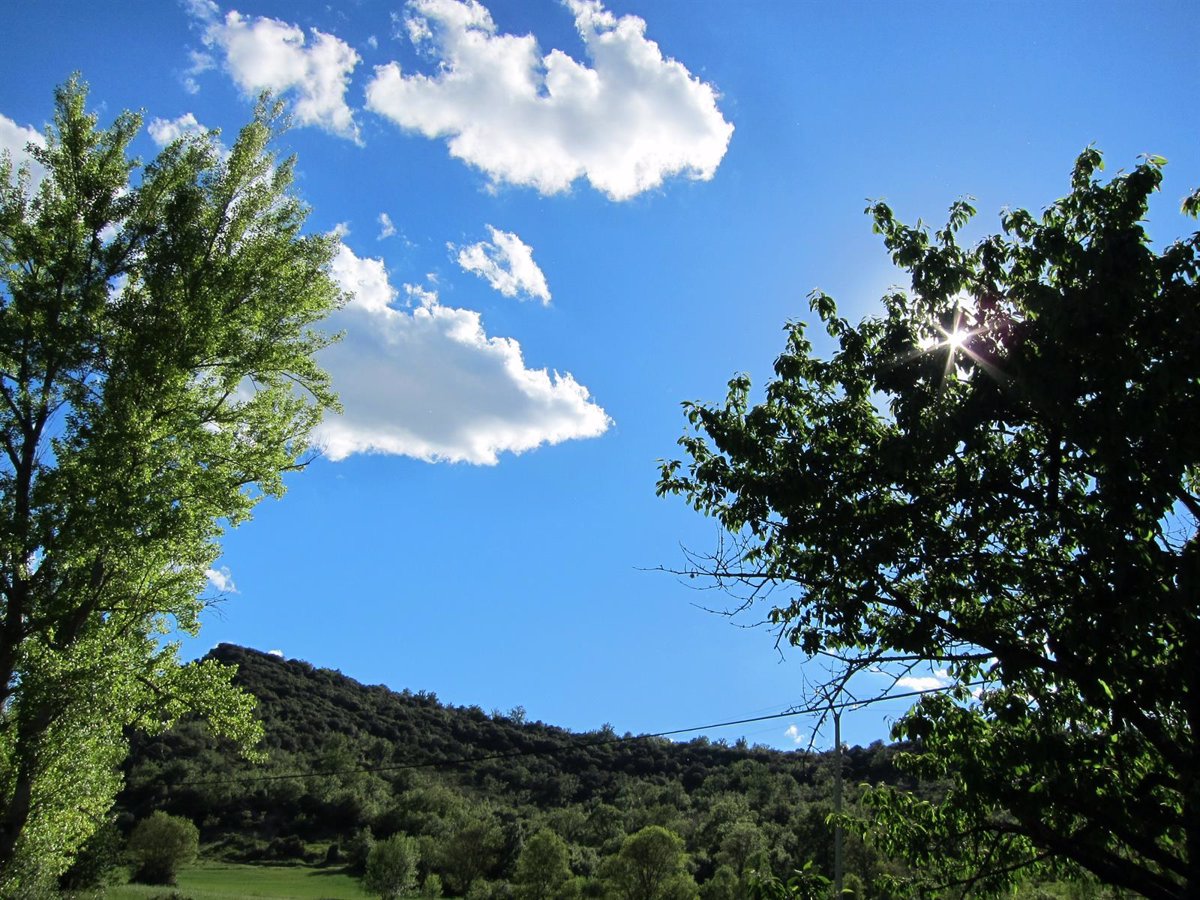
[118,644,910,884]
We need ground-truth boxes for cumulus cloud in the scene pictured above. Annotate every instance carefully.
[147,112,207,147]
[377,212,397,239]
[206,566,238,593]
[0,112,46,185]
[896,669,953,693]
[784,724,805,745]
[268,649,284,657]
[455,226,550,303]
[191,2,361,141]
[314,243,610,464]
[365,0,733,200]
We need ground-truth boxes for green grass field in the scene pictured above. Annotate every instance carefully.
[103,861,374,900]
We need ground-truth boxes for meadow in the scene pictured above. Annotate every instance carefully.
[104,861,372,900]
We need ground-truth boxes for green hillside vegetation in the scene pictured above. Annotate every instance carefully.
[113,645,911,896]
[106,646,1115,899]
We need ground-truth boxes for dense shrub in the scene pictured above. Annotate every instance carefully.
[127,812,199,885]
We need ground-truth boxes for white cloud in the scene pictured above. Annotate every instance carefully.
[194,4,362,141]
[784,724,804,745]
[0,112,46,186]
[206,566,238,593]
[185,0,220,20]
[148,112,207,147]
[182,49,216,94]
[455,226,550,303]
[267,649,284,657]
[315,243,610,464]
[331,221,351,238]
[365,0,733,200]
[896,669,953,693]
[377,212,397,239]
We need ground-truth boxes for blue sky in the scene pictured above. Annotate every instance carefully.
[2,0,1197,751]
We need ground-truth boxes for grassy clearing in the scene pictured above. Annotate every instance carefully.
[103,860,374,900]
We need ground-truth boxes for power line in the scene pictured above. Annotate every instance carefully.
[168,681,982,790]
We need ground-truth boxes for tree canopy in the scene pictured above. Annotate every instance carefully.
[365,833,421,900]
[514,829,572,900]
[0,78,341,891]
[659,151,1199,898]
[606,825,697,900]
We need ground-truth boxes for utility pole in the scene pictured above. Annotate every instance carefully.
[833,710,844,897]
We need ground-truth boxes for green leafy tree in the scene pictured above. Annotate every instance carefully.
[605,826,698,900]
[434,810,505,894]
[659,151,1198,897]
[716,820,767,881]
[345,826,377,876]
[515,829,573,900]
[699,865,738,900]
[365,834,421,900]
[0,78,341,889]
[126,811,199,885]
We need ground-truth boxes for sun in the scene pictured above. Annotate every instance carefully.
[943,327,970,352]
[910,305,991,395]
[895,301,1007,394]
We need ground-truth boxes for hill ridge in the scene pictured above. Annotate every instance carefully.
[118,642,907,885]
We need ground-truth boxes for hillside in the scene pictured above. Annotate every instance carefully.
[117,645,911,889]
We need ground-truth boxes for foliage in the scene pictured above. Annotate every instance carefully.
[715,820,766,879]
[606,826,697,900]
[746,864,830,900]
[127,812,200,885]
[58,818,123,890]
[0,76,341,889]
[433,809,505,895]
[514,829,572,900]
[658,150,1199,897]
[364,834,421,900]
[698,865,738,900]
[466,878,515,900]
[122,644,916,893]
[344,827,376,876]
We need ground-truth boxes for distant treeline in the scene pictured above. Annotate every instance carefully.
[116,645,921,894]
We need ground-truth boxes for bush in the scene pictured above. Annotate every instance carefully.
[344,826,376,876]
[364,834,420,899]
[266,834,308,861]
[126,812,200,885]
[207,832,268,863]
[467,879,514,900]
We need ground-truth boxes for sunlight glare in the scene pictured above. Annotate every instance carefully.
[945,328,969,351]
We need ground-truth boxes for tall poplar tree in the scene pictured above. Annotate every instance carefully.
[0,78,342,890]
